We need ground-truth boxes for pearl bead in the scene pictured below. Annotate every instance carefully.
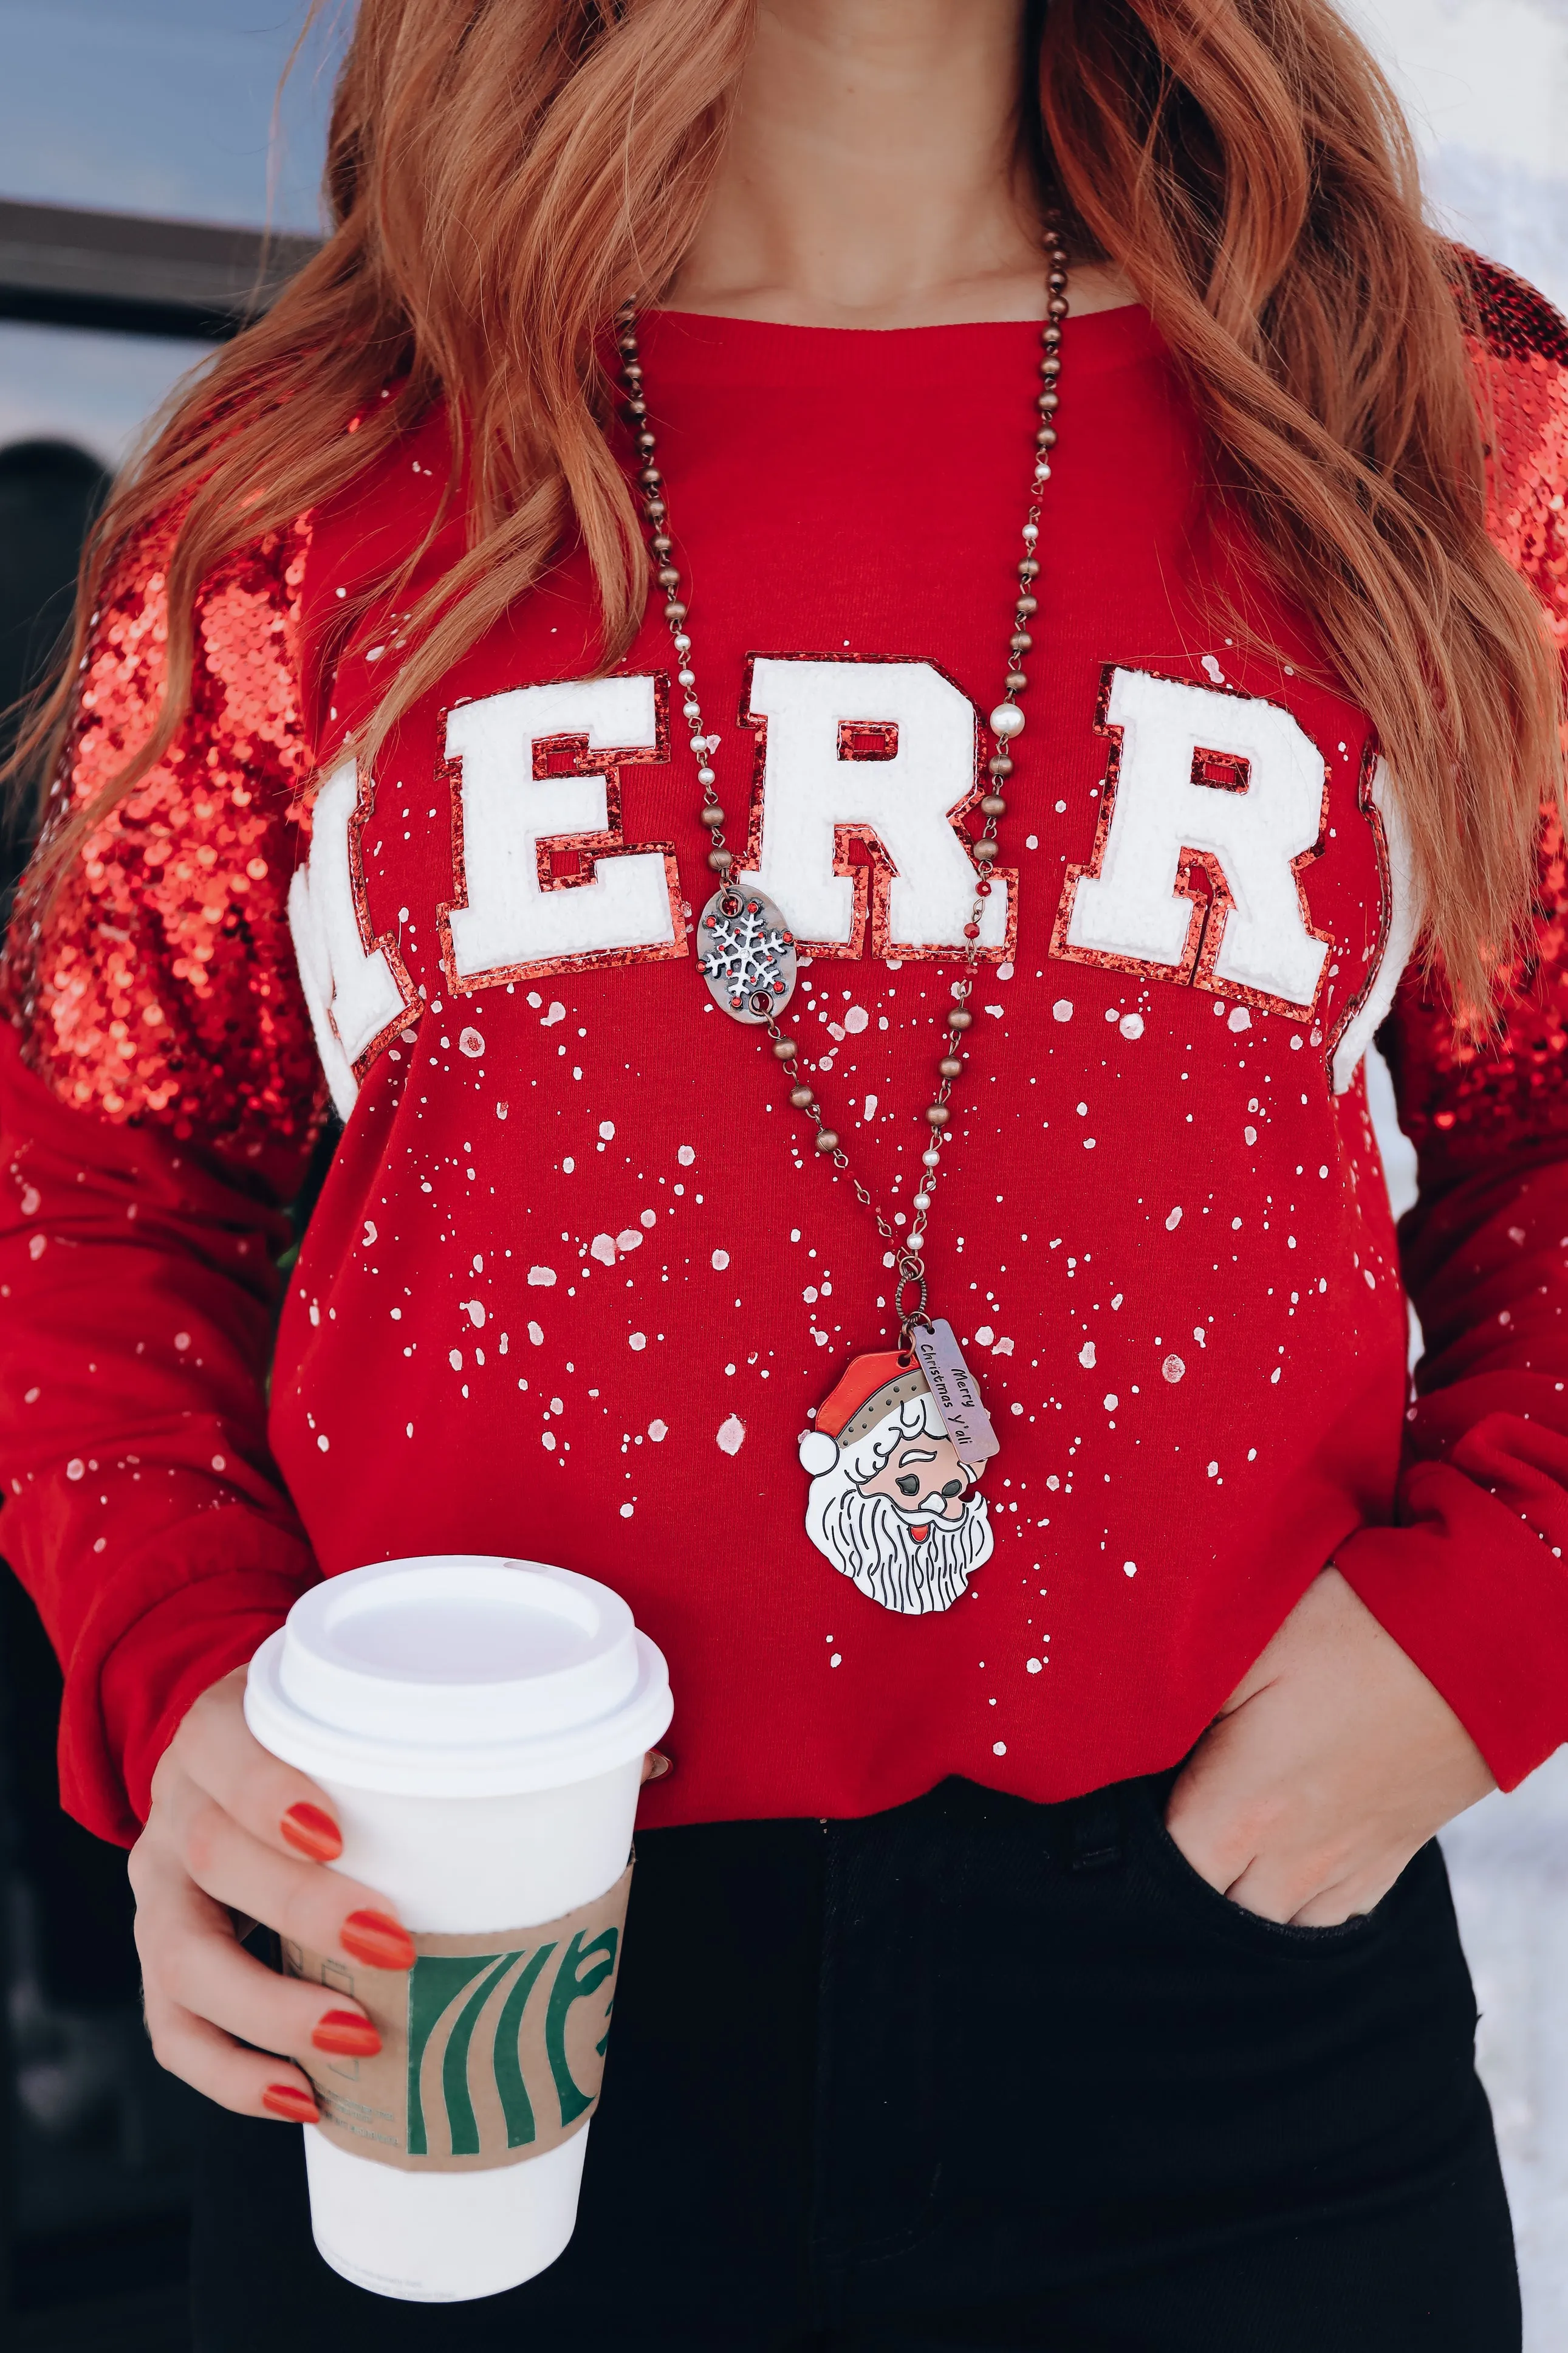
[990,702,1025,738]
[697,766,716,787]
[912,1191,933,1212]
[922,1147,942,1169]
[677,667,695,687]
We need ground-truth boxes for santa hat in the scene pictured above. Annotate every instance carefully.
[798,1349,931,1477]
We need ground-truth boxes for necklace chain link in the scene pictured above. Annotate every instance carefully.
[614,231,1069,1341]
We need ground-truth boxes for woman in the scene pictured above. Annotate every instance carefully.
[3,0,1566,2344]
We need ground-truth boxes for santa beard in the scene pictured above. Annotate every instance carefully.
[806,1480,993,1615]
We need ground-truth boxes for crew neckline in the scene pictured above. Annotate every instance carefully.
[638,301,1165,386]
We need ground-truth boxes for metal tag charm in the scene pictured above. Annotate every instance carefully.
[911,1319,1001,1463]
[697,886,797,1024]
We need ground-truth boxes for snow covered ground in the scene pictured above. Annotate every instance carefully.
[1443,1759,1568,2347]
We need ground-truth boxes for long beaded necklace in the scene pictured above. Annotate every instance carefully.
[614,226,1069,1618]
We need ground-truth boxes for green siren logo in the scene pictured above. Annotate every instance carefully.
[284,1863,635,2172]
[405,1928,620,2159]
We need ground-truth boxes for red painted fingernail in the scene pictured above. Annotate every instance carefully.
[262,2082,320,2123]
[281,1802,342,1861]
[311,2008,382,2057]
[341,1909,416,1970]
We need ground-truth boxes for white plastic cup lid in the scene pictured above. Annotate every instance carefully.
[245,1557,673,1795]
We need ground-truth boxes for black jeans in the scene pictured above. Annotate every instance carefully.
[191,1773,1519,2351]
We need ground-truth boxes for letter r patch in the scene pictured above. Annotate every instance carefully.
[1053,666,1332,1016]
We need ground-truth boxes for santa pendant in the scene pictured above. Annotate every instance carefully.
[798,1322,1000,1615]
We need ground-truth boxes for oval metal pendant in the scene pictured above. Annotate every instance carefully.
[697,885,798,1024]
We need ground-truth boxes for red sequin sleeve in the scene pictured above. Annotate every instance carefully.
[0,518,326,1843]
[1337,255,1568,1788]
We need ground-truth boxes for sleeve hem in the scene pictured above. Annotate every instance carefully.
[77,1550,319,1843]
[1335,1519,1568,1790]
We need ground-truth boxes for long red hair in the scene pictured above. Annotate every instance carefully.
[11,0,1564,1018]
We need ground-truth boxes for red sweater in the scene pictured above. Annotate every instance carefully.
[5,268,1568,1846]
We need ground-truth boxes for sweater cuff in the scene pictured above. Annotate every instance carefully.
[1335,1475,1568,1790]
[80,1550,318,1844]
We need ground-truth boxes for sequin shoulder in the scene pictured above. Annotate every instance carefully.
[1380,254,1568,1167]
[0,514,326,1189]
[1465,249,1568,657]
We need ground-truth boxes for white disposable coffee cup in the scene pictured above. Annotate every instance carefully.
[244,1555,673,2303]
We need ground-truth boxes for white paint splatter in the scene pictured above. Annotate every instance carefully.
[528,1266,558,1286]
[1120,1013,1144,1040]
[1165,1206,1182,1231]
[1227,1005,1251,1033]
[459,1026,485,1057]
[648,1419,669,1441]
[617,1228,643,1252]
[1162,1355,1185,1383]
[716,1414,746,1455]
[591,1234,618,1265]
[463,1300,485,1327]
[1078,1341,1097,1369]
[598,1119,615,1141]
[1052,999,1073,1023]
[527,1320,545,1345]
[629,1332,648,1351]
[711,1248,731,1271]
[843,1005,869,1033]
[677,1144,696,1166]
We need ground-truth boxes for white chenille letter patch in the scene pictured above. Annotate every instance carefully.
[439,675,686,989]
[288,756,419,1119]
[736,656,1012,959]
[1053,667,1331,1015]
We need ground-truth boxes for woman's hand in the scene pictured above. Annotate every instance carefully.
[130,1669,675,2121]
[129,1667,414,2123]
[1166,1567,1496,1927]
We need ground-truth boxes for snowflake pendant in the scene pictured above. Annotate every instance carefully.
[697,885,798,1023]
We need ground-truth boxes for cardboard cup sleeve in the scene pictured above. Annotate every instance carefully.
[284,1858,634,2174]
